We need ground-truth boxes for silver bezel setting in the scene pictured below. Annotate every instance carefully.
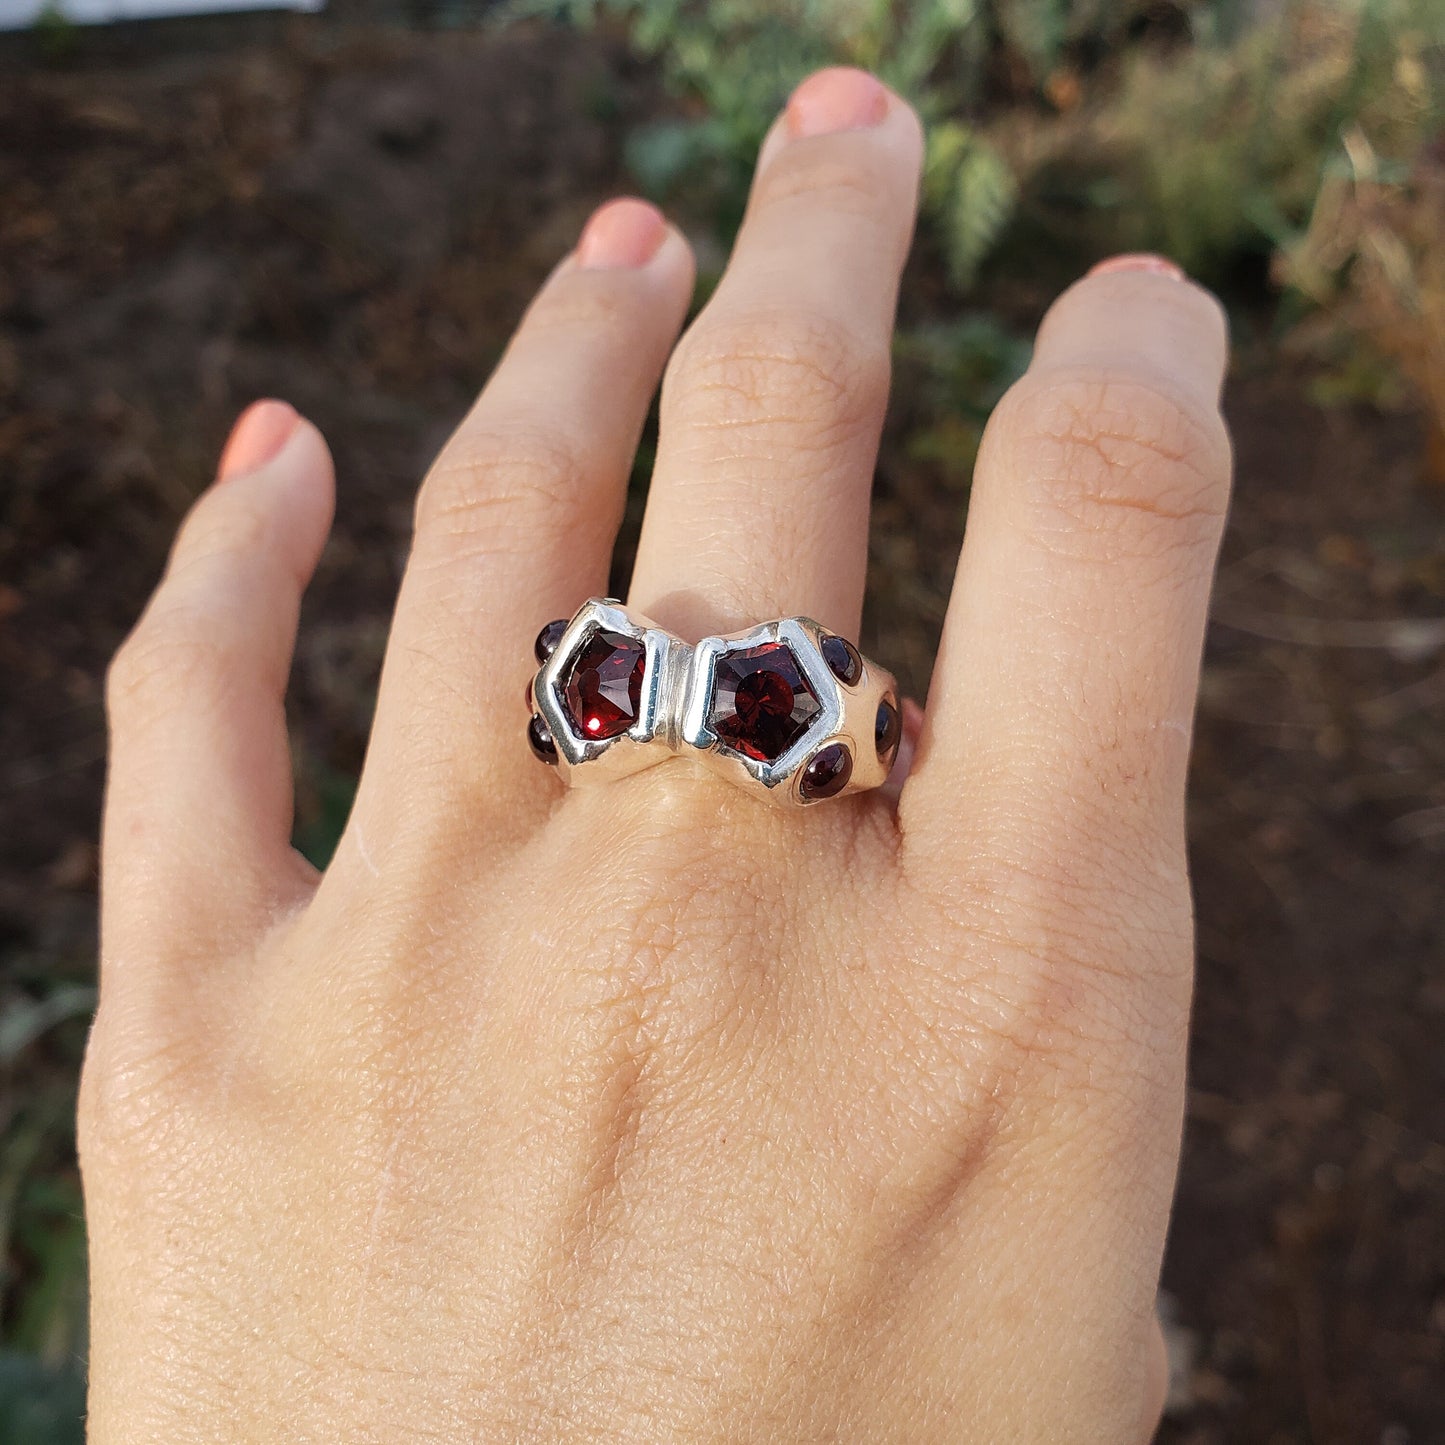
[532,598,679,786]
[680,615,898,806]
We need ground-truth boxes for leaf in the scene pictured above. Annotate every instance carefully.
[0,988,95,1065]
[292,765,357,872]
[0,1353,86,1445]
[888,0,981,96]
[894,313,1031,416]
[994,0,1068,84]
[922,119,971,210]
[927,128,1017,291]
[624,118,714,196]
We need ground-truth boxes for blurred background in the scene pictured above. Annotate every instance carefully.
[1,0,1442,1439]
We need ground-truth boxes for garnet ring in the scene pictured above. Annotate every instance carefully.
[527,598,901,806]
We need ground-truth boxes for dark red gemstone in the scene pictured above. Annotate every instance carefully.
[527,713,558,764]
[561,629,646,741]
[534,618,569,665]
[800,742,852,801]
[710,642,820,762]
[875,696,901,764]
[820,634,863,686]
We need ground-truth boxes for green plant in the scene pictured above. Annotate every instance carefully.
[892,313,1032,477]
[1281,124,1445,478]
[512,0,1074,289]
[292,758,359,871]
[1009,0,1445,281]
[1,972,92,1443]
[0,1351,86,1445]
[30,1,80,65]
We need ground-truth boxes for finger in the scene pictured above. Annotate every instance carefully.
[354,199,694,838]
[902,258,1231,931]
[103,401,334,967]
[628,68,923,641]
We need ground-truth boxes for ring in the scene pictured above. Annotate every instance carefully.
[528,598,901,806]
[527,597,681,784]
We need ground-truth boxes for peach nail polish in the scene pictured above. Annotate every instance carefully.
[1088,253,1187,282]
[786,67,889,139]
[217,400,300,482]
[576,197,668,270]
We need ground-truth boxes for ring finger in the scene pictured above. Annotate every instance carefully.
[628,68,924,643]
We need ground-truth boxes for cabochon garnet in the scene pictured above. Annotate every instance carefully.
[820,634,863,686]
[710,642,820,763]
[800,742,852,801]
[534,618,568,665]
[875,696,901,764]
[527,713,558,764]
[561,629,646,741]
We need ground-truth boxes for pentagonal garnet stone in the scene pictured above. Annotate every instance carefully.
[710,642,820,763]
[561,629,646,740]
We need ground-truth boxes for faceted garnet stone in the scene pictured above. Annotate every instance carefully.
[561,629,646,741]
[710,642,820,763]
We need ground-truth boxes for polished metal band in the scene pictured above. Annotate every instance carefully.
[527,597,900,806]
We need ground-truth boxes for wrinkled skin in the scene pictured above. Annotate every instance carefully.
[82,68,1231,1444]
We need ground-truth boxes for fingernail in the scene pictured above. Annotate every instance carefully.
[218,400,300,482]
[576,197,668,270]
[786,67,889,139]
[1088,253,1187,282]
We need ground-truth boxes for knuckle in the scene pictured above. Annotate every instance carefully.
[667,304,890,453]
[1019,879,1191,1069]
[990,368,1231,560]
[171,487,274,573]
[413,420,602,558]
[526,272,636,339]
[901,852,1190,1109]
[107,607,236,724]
[911,807,1191,987]
[77,1008,202,1168]
[751,147,895,219]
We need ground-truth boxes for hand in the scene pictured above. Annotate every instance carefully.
[82,67,1230,1443]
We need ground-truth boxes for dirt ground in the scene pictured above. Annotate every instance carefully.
[2,21,1442,1443]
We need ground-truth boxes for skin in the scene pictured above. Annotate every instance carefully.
[81,68,1231,1443]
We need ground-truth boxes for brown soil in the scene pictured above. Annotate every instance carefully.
[2,21,1442,1443]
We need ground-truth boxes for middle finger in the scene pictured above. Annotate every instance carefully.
[629,68,923,642]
